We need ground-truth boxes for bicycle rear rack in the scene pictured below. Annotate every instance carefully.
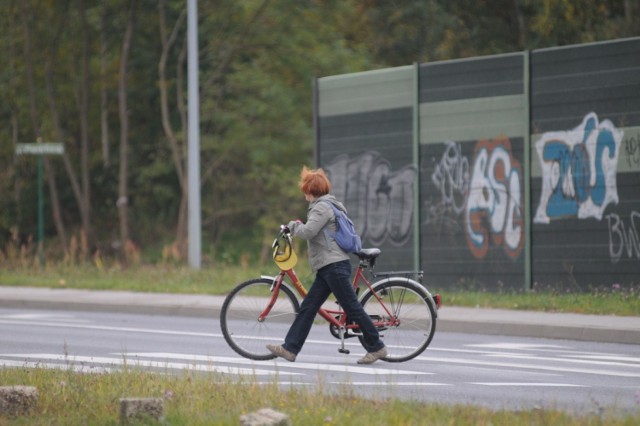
[372,270,424,282]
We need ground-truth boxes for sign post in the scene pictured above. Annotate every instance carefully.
[15,141,65,268]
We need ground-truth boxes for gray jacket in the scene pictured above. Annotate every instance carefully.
[288,194,350,272]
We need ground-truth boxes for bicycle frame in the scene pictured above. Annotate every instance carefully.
[258,258,428,354]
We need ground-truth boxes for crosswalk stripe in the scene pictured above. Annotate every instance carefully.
[120,352,432,376]
[337,382,449,386]
[414,355,640,378]
[470,382,586,387]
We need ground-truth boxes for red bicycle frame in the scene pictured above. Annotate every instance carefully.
[258,265,397,333]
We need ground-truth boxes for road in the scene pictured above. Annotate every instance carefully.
[1,307,639,414]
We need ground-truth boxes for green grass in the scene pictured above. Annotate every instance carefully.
[0,262,314,295]
[444,288,640,316]
[1,367,638,425]
[1,262,638,316]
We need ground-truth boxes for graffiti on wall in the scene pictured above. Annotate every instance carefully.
[430,140,470,217]
[325,152,417,247]
[465,137,524,259]
[425,137,524,260]
[534,112,624,224]
[623,129,640,168]
[606,211,640,263]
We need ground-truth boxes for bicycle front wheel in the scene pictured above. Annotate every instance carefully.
[359,280,436,362]
[220,277,299,360]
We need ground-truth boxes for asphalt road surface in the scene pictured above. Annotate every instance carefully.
[1,307,639,414]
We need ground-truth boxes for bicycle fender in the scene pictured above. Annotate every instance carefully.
[362,276,439,318]
[260,275,298,295]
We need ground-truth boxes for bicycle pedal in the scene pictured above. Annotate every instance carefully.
[338,348,350,354]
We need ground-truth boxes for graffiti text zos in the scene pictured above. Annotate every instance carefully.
[534,112,623,224]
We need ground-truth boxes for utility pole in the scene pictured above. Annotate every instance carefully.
[187,0,202,269]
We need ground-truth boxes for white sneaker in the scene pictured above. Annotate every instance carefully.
[266,344,296,362]
[357,347,388,364]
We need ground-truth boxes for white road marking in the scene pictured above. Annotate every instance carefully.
[413,355,640,378]
[563,354,640,363]
[468,343,569,350]
[0,313,91,323]
[120,352,432,376]
[0,354,299,376]
[486,353,640,369]
[470,382,586,387]
[0,359,112,373]
[0,319,219,337]
[336,382,449,386]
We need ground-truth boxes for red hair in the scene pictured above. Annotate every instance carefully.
[299,166,331,197]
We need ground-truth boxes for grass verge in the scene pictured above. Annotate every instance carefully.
[1,263,638,316]
[1,367,638,426]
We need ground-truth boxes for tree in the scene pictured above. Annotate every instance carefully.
[158,0,187,259]
[117,0,136,259]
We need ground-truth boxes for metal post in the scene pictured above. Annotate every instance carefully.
[312,77,319,167]
[523,50,532,291]
[187,0,202,269]
[412,63,421,272]
[37,155,45,269]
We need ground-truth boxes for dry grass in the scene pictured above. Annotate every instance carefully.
[1,367,638,425]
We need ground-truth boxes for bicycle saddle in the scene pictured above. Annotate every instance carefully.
[357,248,381,260]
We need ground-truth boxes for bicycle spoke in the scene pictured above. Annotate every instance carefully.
[220,278,299,360]
[360,280,436,362]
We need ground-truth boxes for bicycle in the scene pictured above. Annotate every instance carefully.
[220,227,442,362]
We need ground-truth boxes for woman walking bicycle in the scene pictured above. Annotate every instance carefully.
[266,166,387,364]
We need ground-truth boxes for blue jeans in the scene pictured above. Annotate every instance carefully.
[282,260,385,355]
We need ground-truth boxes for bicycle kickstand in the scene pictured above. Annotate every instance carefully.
[337,326,350,355]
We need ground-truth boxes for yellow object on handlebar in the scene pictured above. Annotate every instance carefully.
[272,232,298,271]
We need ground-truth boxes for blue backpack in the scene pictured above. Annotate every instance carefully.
[321,201,362,254]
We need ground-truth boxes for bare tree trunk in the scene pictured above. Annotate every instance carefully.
[44,0,93,255]
[43,160,67,254]
[624,0,638,34]
[12,113,21,224]
[513,0,527,48]
[20,0,68,255]
[118,0,136,258]
[158,0,188,258]
[177,39,188,144]
[45,55,84,234]
[44,23,85,243]
[176,38,189,252]
[100,1,110,167]
[76,0,94,247]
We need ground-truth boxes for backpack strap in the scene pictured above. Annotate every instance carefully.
[318,200,338,252]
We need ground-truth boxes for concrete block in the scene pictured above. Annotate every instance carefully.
[119,397,164,424]
[0,386,38,417]
[240,407,291,426]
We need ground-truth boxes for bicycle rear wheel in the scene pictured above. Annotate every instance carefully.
[359,280,436,362]
[220,277,299,360]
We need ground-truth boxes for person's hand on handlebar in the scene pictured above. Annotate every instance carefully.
[283,219,302,235]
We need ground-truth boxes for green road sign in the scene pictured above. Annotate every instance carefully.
[16,143,64,155]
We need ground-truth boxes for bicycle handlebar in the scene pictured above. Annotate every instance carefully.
[280,225,291,235]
